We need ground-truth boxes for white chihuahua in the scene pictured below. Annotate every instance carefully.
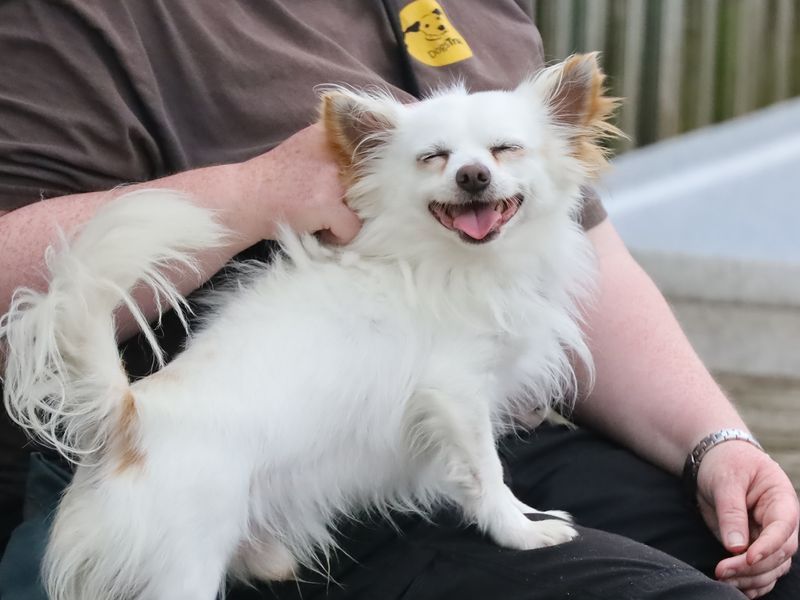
[1,54,618,600]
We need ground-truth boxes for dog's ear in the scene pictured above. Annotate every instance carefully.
[321,90,398,167]
[519,53,622,174]
[431,8,441,15]
[404,21,421,33]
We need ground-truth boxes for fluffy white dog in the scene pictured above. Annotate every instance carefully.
[1,53,618,600]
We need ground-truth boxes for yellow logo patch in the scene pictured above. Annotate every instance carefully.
[399,0,473,67]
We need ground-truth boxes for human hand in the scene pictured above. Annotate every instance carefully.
[239,122,361,244]
[696,440,799,598]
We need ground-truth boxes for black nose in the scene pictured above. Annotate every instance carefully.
[455,163,491,193]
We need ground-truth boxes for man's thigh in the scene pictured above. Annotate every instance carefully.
[499,424,727,573]
[240,513,743,600]
[3,432,786,600]
[499,424,800,599]
[0,446,746,600]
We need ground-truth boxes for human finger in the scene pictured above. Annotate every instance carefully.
[746,518,797,565]
[723,558,791,593]
[713,478,751,553]
[744,579,777,599]
[320,204,362,245]
[718,537,794,579]
[716,552,750,580]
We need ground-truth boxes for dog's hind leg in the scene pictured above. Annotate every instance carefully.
[407,389,577,551]
[136,451,253,600]
[136,500,248,600]
[45,453,251,600]
[141,554,228,600]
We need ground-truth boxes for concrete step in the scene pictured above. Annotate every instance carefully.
[599,97,800,380]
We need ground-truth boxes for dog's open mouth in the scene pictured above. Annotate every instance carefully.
[428,195,524,243]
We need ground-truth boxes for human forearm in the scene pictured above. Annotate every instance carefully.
[0,161,261,341]
[575,220,748,475]
[576,221,799,595]
[0,122,359,342]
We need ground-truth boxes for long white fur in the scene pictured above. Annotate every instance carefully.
[1,57,608,600]
[1,191,228,460]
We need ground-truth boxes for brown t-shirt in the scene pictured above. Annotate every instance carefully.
[0,0,605,226]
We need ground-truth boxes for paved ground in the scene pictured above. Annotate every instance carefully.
[715,373,800,492]
[603,98,800,269]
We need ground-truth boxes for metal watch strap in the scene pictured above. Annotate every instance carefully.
[682,428,764,500]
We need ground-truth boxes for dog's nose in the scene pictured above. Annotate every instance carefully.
[455,163,491,193]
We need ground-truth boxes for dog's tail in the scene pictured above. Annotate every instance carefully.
[0,190,227,461]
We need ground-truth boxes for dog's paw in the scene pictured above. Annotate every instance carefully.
[496,516,578,551]
[512,497,538,515]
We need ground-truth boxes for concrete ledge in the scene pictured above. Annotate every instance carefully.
[632,252,800,308]
[599,99,800,379]
[669,298,800,378]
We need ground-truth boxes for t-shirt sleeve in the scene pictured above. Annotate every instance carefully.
[0,1,162,211]
[577,186,607,230]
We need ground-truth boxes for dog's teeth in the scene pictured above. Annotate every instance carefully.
[494,201,503,212]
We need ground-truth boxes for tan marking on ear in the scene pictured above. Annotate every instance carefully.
[319,91,396,188]
[320,94,359,187]
[321,95,355,168]
[552,53,624,177]
[115,390,145,473]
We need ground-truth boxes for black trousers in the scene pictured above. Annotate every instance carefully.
[2,425,798,599]
[229,425,799,600]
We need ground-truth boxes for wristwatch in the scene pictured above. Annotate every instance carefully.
[682,428,764,500]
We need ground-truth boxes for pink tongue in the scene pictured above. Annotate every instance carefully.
[452,205,501,239]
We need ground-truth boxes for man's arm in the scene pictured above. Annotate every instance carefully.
[578,219,799,598]
[0,123,360,342]
[577,220,746,473]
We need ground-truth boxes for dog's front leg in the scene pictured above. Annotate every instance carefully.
[406,389,577,550]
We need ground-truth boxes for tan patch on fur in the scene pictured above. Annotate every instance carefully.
[552,53,624,177]
[115,390,145,473]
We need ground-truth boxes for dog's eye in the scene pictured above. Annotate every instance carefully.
[490,144,524,156]
[417,150,450,163]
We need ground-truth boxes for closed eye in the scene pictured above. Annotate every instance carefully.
[417,149,451,163]
[490,143,524,156]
